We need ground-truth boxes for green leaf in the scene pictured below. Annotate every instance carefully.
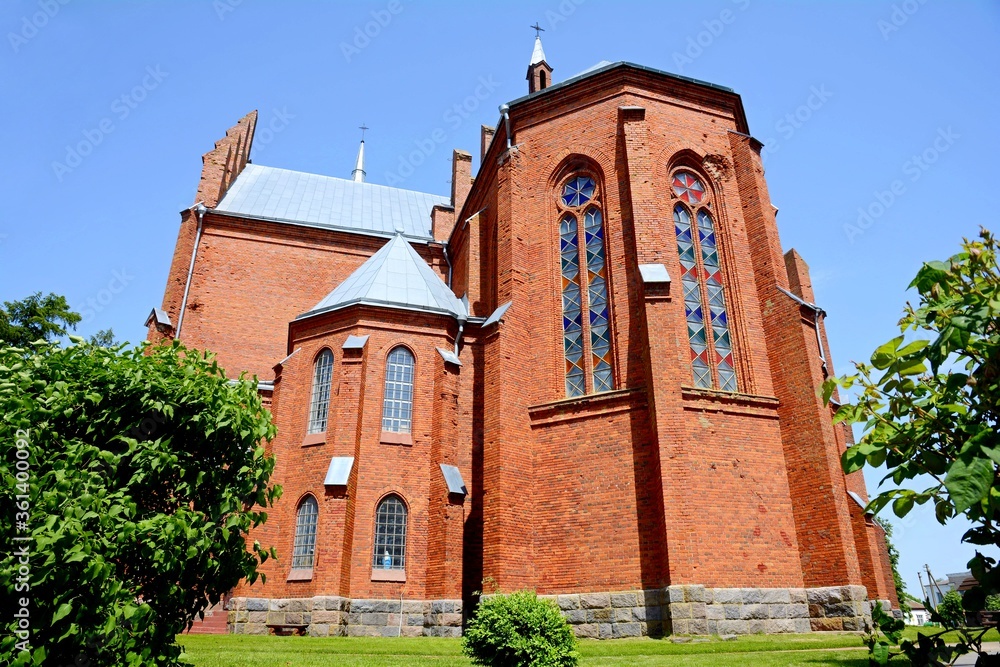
[945,457,994,513]
[871,335,905,370]
[872,642,890,665]
[52,602,72,623]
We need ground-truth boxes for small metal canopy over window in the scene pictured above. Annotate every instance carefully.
[324,457,354,487]
[440,464,468,498]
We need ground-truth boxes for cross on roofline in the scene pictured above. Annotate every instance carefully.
[359,123,369,141]
[530,22,544,37]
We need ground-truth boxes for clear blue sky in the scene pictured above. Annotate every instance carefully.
[3,1,998,602]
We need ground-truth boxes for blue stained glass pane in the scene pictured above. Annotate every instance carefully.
[699,230,716,247]
[679,245,696,263]
[703,249,719,267]
[673,205,692,225]
[687,306,703,323]
[713,310,727,327]
[562,176,596,208]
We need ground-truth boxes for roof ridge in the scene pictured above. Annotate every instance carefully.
[243,163,448,200]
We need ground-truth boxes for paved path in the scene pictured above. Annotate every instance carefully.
[954,641,1000,665]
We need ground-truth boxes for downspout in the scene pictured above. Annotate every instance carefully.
[441,241,453,288]
[454,319,465,357]
[777,285,827,372]
[499,104,512,149]
[176,202,207,339]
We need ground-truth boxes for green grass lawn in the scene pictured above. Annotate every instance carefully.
[178,633,884,667]
[178,627,1000,666]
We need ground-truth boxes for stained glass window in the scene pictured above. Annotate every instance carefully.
[560,215,585,397]
[671,171,737,392]
[382,347,414,433]
[584,208,614,393]
[292,495,318,569]
[307,349,334,434]
[672,172,705,205]
[373,495,407,570]
[558,174,615,397]
[562,175,596,207]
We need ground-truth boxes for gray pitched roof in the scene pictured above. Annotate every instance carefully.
[215,164,450,240]
[299,234,467,320]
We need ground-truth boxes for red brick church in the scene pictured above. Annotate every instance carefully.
[151,37,898,637]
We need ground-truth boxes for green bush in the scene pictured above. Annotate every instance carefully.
[937,591,966,628]
[0,339,279,666]
[462,590,579,667]
[984,595,1000,612]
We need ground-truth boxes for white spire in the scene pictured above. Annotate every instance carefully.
[351,139,365,183]
[530,35,546,66]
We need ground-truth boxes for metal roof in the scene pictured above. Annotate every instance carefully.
[300,234,467,320]
[507,61,736,108]
[215,164,450,240]
[530,36,547,66]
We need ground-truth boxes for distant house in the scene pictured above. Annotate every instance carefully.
[906,600,931,626]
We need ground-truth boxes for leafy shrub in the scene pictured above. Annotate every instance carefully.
[0,339,279,666]
[985,595,1000,612]
[937,591,966,629]
[463,590,579,667]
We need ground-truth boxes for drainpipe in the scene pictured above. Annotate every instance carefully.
[777,285,827,372]
[454,319,465,357]
[440,242,453,288]
[499,104,512,149]
[176,202,207,339]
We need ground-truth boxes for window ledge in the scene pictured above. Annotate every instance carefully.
[380,430,412,446]
[302,432,326,447]
[371,568,406,582]
[287,568,313,582]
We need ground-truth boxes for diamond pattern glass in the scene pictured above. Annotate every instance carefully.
[292,496,318,569]
[307,349,334,434]
[372,495,407,570]
[381,347,414,432]
[560,215,585,397]
[673,202,737,391]
[584,208,614,393]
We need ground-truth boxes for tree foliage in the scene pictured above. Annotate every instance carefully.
[937,591,966,629]
[0,292,81,346]
[0,338,280,666]
[873,517,910,616]
[823,228,1000,609]
[463,590,579,667]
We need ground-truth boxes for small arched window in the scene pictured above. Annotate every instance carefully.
[372,494,407,570]
[539,70,547,89]
[381,347,414,433]
[671,170,737,392]
[291,495,318,569]
[557,173,615,397]
[307,349,334,434]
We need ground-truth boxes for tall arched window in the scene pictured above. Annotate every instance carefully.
[372,494,407,570]
[291,495,318,569]
[381,347,414,433]
[307,349,334,434]
[671,170,737,392]
[558,173,615,397]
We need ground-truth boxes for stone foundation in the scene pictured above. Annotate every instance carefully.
[229,586,884,638]
[549,585,880,637]
[227,596,463,637]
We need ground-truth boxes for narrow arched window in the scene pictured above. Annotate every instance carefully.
[671,170,737,392]
[372,494,407,570]
[381,347,414,433]
[291,495,318,569]
[307,349,334,434]
[558,174,615,397]
[539,70,547,89]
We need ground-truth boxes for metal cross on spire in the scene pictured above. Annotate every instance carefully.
[530,22,545,37]
[359,123,369,141]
